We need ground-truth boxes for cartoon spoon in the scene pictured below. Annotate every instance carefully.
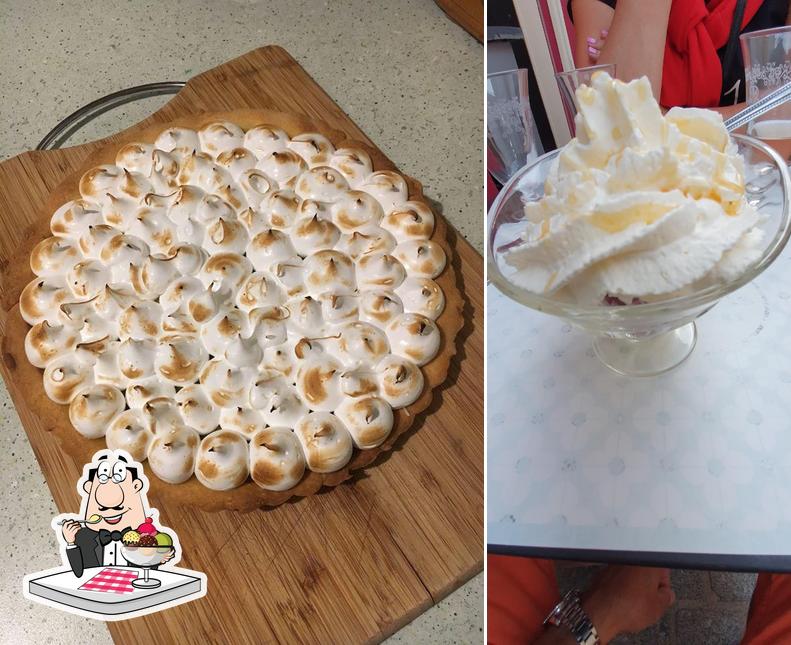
[56,514,102,526]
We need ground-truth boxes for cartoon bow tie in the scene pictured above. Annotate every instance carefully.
[97,528,132,545]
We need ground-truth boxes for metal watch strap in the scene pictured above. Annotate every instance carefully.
[544,589,600,645]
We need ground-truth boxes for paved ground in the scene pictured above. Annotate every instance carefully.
[557,567,757,645]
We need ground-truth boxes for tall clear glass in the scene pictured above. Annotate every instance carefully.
[555,63,616,134]
[486,69,542,184]
[741,26,791,162]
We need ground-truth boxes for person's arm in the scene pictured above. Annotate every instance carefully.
[572,0,673,99]
[571,1,614,68]
[532,567,675,645]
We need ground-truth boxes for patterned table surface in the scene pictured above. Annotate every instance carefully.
[487,240,791,564]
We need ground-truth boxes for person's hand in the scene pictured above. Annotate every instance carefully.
[586,29,608,63]
[582,566,675,643]
[61,520,81,545]
[159,550,175,565]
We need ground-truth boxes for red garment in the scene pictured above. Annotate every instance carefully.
[661,0,764,108]
[488,554,791,644]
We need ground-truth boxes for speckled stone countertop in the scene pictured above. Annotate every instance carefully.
[0,1,482,643]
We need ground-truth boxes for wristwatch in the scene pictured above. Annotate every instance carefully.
[543,589,600,645]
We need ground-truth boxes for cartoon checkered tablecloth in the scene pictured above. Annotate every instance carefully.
[78,568,137,594]
[487,237,791,558]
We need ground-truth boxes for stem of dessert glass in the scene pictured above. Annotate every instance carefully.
[592,322,698,377]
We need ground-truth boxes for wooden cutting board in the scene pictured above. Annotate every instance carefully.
[0,46,483,643]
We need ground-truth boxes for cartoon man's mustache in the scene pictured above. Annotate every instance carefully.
[97,505,124,512]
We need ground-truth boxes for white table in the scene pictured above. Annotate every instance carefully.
[487,240,791,570]
[26,566,204,620]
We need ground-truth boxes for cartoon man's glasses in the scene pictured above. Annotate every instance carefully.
[96,460,127,483]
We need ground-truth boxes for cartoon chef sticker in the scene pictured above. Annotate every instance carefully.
[23,449,206,621]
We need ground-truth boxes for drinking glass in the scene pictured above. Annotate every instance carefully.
[742,26,791,162]
[555,63,616,134]
[486,69,542,184]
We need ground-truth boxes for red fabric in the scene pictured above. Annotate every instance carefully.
[487,555,559,644]
[79,567,138,594]
[741,573,791,644]
[660,0,765,108]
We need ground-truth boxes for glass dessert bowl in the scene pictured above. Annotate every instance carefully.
[488,134,791,377]
[121,545,174,588]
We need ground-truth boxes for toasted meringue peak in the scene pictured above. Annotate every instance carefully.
[336,396,394,449]
[294,412,353,473]
[296,355,344,412]
[382,201,435,241]
[360,170,409,212]
[25,320,79,368]
[334,227,397,260]
[115,142,155,176]
[147,425,200,484]
[331,191,384,232]
[246,228,298,271]
[155,127,200,156]
[287,133,335,168]
[124,376,176,409]
[198,252,253,292]
[195,430,249,490]
[155,335,208,384]
[319,293,359,326]
[119,301,163,340]
[359,290,404,326]
[204,217,250,255]
[392,240,446,279]
[199,358,255,408]
[43,353,95,404]
[386,313,440,366]
[249,427,306,491]
[69,384,125,439]
[118,337,157,380]
[295,166,350,202]
[244,125,289,156]
[329,148,373,187]
[236,271,286,311]
[216,147,257,179]
[257,149,308,186]
[395,277,445,320]
[67,259,110,299]
[20,276,70,326]
[219,406,265,439]
[337,321,390,367]
[263,189,302,229]
[174,384,220,435]
[198,121,245,157]
[356,253,406,290]
[106,408,154,461]
[291,215,341,256]
[250,372,308,427]
[79,224,119,259]
[238,169,278,211]
[141,396,184,434]
[303,250,356,295]
[376,354,425,408]
[50,200,102,239]
[30,237,80,277]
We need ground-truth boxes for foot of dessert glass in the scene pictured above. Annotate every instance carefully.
[121,545,174,589]
[592,322,697,377]
[488,135,791,378]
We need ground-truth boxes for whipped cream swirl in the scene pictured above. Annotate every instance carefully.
[505,73,762,305]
